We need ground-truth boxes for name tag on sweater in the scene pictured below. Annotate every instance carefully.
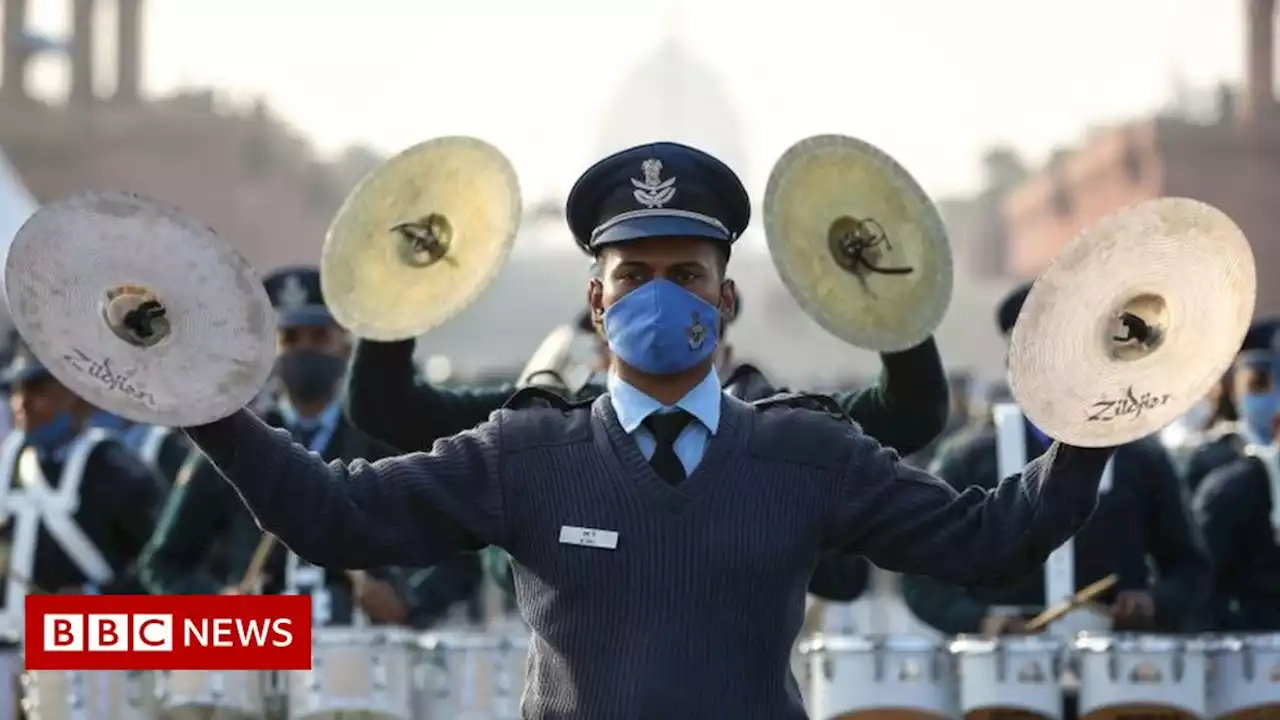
[559,526,618,550]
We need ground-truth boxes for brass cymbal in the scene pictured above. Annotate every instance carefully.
[3,192,275,426]
[763,135,953,352]
[1009,197,1256,447]
[321,136,522,341]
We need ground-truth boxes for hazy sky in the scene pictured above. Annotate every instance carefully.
[22,0,1248,203]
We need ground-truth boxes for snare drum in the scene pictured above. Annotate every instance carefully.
[154,669,269,719]
[801,634,958,719]
[418,631,528,720]
[21,670,154,720]
[1073,633,1207,719]
[950,636,1063,720]
[1206,633,1280,719]
[286,627,420,720]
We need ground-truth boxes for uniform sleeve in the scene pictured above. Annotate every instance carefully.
[138,455,238,594]
[184,408,506,569]
[482,546,516,596]
[829,337,949,455]
[402,555,484,629]
[899,574,988,634]
[830,427,1113,587]
[893,440,997,632]
[1193,460,1260,590]
[344,338,515,452]
[1134,442,1214,631]
[95,442,164,559]
[806,554,871,602]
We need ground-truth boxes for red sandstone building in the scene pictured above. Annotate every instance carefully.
[1004,0,1280,316]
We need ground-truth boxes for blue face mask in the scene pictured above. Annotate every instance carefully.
[86,410,131,432]
[602,278,721,375]
[1239,391,1280,445]
[24,410,77,454]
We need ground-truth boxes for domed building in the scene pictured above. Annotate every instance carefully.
[593,33,751,191]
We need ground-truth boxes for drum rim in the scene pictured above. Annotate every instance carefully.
[418,630,532,651]
[949,634,1064,654]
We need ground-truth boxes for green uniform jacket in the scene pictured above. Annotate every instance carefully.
[344,337,951,601]
[900,422,1212,634]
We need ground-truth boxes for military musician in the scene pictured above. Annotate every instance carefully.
[901,282,1212,636]
[178,142,1114,717]
[82,409,190,487]
[1181,319,1280,494]
[1193,322,1280,631]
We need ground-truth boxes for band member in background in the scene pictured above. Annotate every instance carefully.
[138,267,452,627]
[0,346,165,714]
[1194,328,1280,630]
[1181,319,1280,494]
[901,282,1212,636]
[181,142,1115,717]
[82,410,190,487]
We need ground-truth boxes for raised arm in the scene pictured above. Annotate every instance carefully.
[1133,441,1213,631]
[829,423,1113,587]
[344,338,514,452]
[831,337,949,455]
[183,408,506,569]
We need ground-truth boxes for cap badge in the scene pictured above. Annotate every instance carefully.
[687,311,706,350]
[277,274,309,310]
[632,158,677,209]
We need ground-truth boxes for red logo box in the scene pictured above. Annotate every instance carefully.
[25,594,312,671]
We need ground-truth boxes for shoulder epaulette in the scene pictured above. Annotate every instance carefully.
[751,391,847,421]
[502,386,594,412]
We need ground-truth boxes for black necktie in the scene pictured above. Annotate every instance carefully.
[643,411,693,486]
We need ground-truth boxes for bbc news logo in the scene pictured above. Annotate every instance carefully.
[25,594,311,671]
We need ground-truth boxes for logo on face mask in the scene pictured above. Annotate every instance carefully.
[687,313,706,350]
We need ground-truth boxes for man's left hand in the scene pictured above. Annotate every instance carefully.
[1110,590,1156,630]
[354,577,409,625]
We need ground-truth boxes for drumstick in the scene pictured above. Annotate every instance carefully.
[237,534,278,593]
[1024,573,1119,631]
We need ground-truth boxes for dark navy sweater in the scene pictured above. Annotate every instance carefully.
[186,393,1111,719]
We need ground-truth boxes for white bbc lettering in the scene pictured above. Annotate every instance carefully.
[132,614,173,652]
[87,614,129,651]
[271,618,293,647]
[184,617,295,648]
[212,618,234,647]
[43,614,83,651]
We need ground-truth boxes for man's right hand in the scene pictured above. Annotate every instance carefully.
[980,614,1031,636]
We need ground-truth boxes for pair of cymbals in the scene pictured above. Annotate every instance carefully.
[3,137,522,426]
[764,134,1256,446]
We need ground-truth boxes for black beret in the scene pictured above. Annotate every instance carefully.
[565,142,749,255]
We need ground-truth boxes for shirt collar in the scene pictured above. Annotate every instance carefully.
[278,396,342,433]
[607,369,722,436]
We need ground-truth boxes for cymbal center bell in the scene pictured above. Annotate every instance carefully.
[1106,293,1168,362]
[391,213,453,268]
[101,285,171,348]
[826,216,914,281]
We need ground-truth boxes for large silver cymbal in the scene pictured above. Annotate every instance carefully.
[321,136,522,341]
[3,192,275,426]
[763,134,953,352]
[1009,197,1256,447]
